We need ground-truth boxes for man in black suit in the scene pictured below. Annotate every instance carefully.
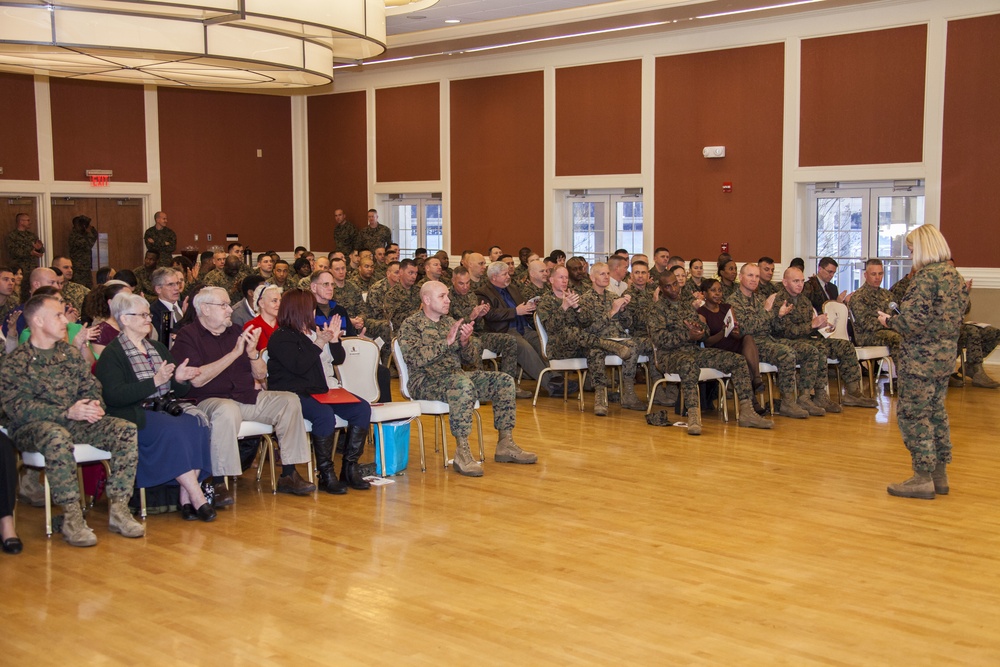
[149,267,185,346]
[803,256,845,314]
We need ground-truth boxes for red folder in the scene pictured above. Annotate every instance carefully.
[310,388,361,404]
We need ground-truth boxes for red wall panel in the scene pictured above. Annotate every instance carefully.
[158,89,293,252]
[308,91,369,251]
[51,78,147,182]
[556,60,642,176]
[941,13,1000,268]
[0,73,39,181]
[655,44,784,263]
[376,83,440,183]
[450,72,544,255]
[800,26,926,167]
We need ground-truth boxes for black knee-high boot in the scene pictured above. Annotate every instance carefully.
[339,427,371,490]
[314,433,347,495]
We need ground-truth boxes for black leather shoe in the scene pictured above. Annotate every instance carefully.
[212,483,234,508]
[2,537,24,555]
[181,504,198,521]
[195,503,217,522]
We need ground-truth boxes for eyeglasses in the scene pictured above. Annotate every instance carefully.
[204,302,233,310]
[124,312,152,320]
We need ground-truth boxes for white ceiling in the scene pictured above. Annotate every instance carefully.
[386,0,627,35]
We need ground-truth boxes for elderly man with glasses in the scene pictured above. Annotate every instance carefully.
[171,286,316,505]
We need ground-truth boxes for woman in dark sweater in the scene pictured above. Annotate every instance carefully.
[266,290,372,494]
[94,292,216,521]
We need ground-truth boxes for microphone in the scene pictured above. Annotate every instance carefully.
[889,301,901,315]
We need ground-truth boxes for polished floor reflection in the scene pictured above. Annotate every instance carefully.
[4,380,1000,664]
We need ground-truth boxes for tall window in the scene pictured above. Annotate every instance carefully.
[809,182,924,291]
[387,195,443,258]
[566,192,643,263]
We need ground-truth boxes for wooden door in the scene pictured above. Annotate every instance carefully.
[0,196,39,270]
[49,196,145,281]
[97,198,144,271]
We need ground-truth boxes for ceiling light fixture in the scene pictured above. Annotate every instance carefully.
[696,0,824,20]
[0,1,395,89]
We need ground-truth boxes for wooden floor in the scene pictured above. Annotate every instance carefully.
[4,378,1000,665]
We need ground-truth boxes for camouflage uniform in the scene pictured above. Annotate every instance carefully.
[357,224,392,254]
[384,283,423,332]
[133,266,157,301]
[201,268,242,303]
[265,278,295,294]
[727,288,824,397]
[351,273,377,294]
[450,285,519,379]
[397,310,515,438]
[720,280,737,301]
[568,276,592,295]
[849,282,902,358]
[886,262,968,471]
[363,277,394,344]
[143,226,176,267]
[680,280,705,302]
[372,263,388,280]
[890,274,912,304]
[520,280,549,303]
[771,285,863,387]
[334,221,359,256]
[648,296,756,408]
[6,230,41,273]
[577,287,650,385]
[61,281,90,314]
[625,285,656,338]
[960,322,1000,366]
[0,342,138,505]
[68,226,98,287]
[334,280,365,322]
[756,280,779,299]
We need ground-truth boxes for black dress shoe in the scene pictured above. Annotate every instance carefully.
[2,537,24,555]
[195,503,217,522]
[181,504,198,521]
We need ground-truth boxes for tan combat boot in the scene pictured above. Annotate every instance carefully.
[19,471,46,507]
[842,382,878,408]
[686,407,702,436]
[620,377,646,411]
[777,398,808,419]
[61,502,97,547]
[108,497,146,538]
[796,395,826,417]
[738,400,774,429]
[811,387,842,414]
[452,438,483,477]
[970,364,1000,389]
[887,471,935,500]
[495,430,537,464]
[593,386,609,416]
[932,464,949,495]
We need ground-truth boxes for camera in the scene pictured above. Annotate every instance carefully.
[144,394,185,417]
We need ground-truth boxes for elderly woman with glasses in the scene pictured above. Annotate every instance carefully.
[94,292,217,521]
[243,283,282,352]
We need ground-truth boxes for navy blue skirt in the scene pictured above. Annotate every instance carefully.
[136,410,213,488]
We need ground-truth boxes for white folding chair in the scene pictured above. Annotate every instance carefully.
[825,301,894,397]
[19,445,146,536]
[338,337,426,475]
[532,313,586,411]
[393,339,483,469]
[645,348,732,421]
[481,348,500,372]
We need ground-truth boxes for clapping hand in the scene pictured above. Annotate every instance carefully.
[778,300,793,317]
[153,360,176,386]
[174,358,200,383]
[561,292,580,310]
[764,293,778,312]
[67,399,104,423]
[446,318,464,346]
[684,319,705,341]
[470,302,490,320]
[810,313,829,329]
[458,320,474,346]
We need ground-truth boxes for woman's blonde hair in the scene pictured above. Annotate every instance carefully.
[907,224,952,271]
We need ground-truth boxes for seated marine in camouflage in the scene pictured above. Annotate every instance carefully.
[397,281,537,477]
[771,267,878,410]
[0,293,145,547]
[849,259,902,361]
